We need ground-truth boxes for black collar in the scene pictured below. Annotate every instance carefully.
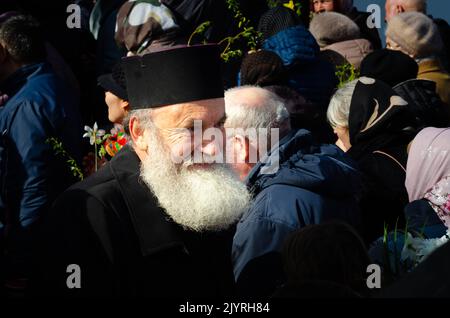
[108,146,185,256]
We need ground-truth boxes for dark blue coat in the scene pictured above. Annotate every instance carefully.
[262,25,337,110]
[232,129,362,284]
[0,63,82,276]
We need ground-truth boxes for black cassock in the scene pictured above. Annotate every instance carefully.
[32,146,235,298]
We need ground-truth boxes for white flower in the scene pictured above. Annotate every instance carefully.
[402,230,450,265]
[83,122,106,145]
[401,232,420,263]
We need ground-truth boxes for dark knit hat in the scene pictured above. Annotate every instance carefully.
[360,49,418,87]
[98,63,128,101]
[240,50,286,87]
[258,5,301,41]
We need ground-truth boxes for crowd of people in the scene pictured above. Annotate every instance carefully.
[0,0,449,300]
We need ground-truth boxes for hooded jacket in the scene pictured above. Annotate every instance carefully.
[263,25,338,111]
[232,129,362,294]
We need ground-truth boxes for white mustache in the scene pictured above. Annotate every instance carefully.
[179,155,218,168]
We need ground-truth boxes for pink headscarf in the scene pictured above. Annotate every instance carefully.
[406,128,450,203]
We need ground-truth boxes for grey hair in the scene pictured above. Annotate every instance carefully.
[327,79,358,128]
[128,108,154,128]
[122,108,154,145]
[224,86,290,133]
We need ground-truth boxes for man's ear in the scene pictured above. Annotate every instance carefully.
[233,135,250,163]
[129,116,148,151]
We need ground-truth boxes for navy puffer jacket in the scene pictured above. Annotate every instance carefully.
[232,129,362,287]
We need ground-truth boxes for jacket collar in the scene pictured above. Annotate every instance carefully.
[108,145,185,256]
[245,129,313,189]
[418,59,443,75]
[0,63,46,98]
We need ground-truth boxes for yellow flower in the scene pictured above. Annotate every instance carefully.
[283,0,295,10]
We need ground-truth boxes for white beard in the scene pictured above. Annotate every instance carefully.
[140,127,251,232]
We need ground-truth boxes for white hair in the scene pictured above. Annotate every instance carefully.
[224,85,290,135]
[122,108,154,145]
[326,79,358,128]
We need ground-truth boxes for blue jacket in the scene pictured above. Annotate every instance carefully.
[263,25,337,110]
[232,129,362,280]
[0,63,82,274]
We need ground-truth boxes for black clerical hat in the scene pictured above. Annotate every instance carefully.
[98,63,128,101]
[121,45,224,109]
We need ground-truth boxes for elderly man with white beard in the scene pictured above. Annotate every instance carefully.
[33,45,251,298]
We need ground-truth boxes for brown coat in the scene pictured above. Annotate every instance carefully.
[418,59,450,106]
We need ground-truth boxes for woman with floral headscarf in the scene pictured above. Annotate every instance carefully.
[327,77,416,243]
[404,128,450,235]
[366,128,449,285]
[378,128,450,297]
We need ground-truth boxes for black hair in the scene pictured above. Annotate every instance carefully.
[282,221,370,294]
[0,14,46,64]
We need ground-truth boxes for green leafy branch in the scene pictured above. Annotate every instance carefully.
[187,21,212,46]
[381,218,433,286]
[335,63,360,88]
[46,137,84,181]
[220,0,262,62]
[98,138,110,160]
[382,219,405,284]
[188,0,262,62]
[218,28,261,62]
